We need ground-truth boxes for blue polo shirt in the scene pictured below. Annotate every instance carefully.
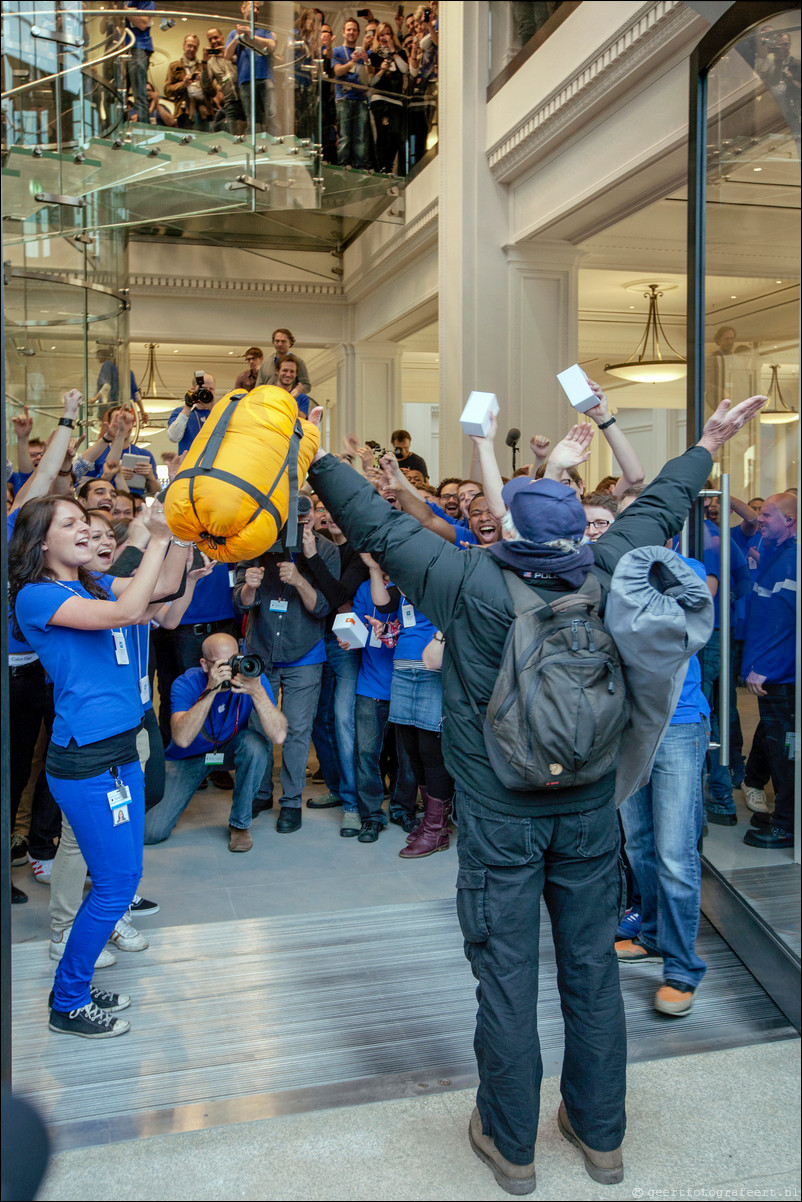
[125,1,154,53]
[353,578,394,701]
[225,27,275,83]
[167,405,214,456]
[394,595,436,661]
[85,442,157,498]
[166,667,275,759]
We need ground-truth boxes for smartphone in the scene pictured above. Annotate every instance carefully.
[356,8,370,17]
[397,4,404,16]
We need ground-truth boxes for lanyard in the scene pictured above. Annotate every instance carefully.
[201,691,242,750]
[50,579,125,645]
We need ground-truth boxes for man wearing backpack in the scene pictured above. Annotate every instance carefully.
[305,391,766,1195]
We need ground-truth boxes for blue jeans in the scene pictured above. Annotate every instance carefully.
[144,726,269,843]
[259,662,323,809]
[354,695,389,824]
[128,48,151,123]
[457,794,626,1165]
[336,98,368,167]
[241,78,276,133]
[619,721,708,990]
[325,637,360,813]
[48,760,144,1011]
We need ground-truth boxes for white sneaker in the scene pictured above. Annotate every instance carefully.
[742,785,771,813]
[108,915,149,952]
[49,927,117,969]
[28,854,53,885]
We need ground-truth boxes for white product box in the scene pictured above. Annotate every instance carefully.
[332,611,369,650]
[557,365,599,414]
[460,391,500,438]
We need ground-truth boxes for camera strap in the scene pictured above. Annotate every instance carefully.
[201,690,241,750]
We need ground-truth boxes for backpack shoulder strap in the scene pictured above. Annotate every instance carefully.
[501,569,555,620]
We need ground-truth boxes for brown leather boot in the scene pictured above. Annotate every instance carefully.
[557,1100,623,1184]
[399,794,452,858]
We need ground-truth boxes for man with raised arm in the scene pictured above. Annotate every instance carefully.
[303,391,766,1195]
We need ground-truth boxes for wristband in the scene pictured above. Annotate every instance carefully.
[433,633,445,644]
[58,417,75,429]
[170,536,193,548]
[58,469,73,477]
[597,416,616,430]
[102,434,113,443]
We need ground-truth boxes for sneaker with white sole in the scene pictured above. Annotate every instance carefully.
[28,854,53,884]
[742,784,771,813]
[108,915,149,952]
[129,894,160,916]
[48,986,131,1013]
[616,908,642,940]
[50,926,117,968]
[48,1001,130,1039]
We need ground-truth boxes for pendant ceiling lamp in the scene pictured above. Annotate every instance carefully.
[760,364,798,424]
[138,342,182,417]
[605,284,687,383]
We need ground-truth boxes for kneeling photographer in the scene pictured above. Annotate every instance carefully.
[167,371,217,456]
[144,632,287,851]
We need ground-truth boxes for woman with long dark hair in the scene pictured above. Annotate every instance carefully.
[10,494,172,1038]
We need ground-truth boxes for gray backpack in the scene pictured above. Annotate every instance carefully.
[483,570,628,791]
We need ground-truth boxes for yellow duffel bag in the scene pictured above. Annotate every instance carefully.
[164,385,320,562]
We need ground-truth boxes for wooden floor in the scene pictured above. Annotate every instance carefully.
[11,900,797,1152]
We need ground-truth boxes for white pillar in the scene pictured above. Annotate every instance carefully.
[336,341,403,451]
[438,1,511,477]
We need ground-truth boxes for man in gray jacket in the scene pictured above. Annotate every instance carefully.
[305,393,765,1194]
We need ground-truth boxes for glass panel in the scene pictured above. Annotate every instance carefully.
[488,1,573,88]
[700,11,800,893]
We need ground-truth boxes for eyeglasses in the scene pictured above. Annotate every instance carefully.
[586,519,611,530]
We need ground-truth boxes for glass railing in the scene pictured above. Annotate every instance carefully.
[488,1,579,96]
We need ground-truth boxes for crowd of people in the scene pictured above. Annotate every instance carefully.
[124,1,438,174]
[5,338,794,1188]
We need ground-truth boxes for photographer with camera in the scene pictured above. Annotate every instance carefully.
[165,33,216,130]
[167,372,216,456]
[144,633,286,851]
[234,499,340,835]
[391,428,428,480]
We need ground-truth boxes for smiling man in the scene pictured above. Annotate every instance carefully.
[257,329,311,392]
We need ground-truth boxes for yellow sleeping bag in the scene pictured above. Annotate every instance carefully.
[164,385,320,562]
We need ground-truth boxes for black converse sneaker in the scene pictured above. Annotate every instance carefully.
[49,986,132,1013]
[49,1001,131,1038]
[128,894,160,916]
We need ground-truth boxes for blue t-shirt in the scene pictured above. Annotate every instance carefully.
[166,667,275,759]
[125,1,154,53]
[225,28,275,84]
[670,557,711,725]
[129,621,152,712]
[394,595,436,662]
[86,442,157,498]
[274,637,326,669]
[332,46,366,100]
[7,510,37,659]
[701,521,750,632]
[353,579,395,701]
[9,470,32,496]
[15,575,142,747]
[180,562,236,626]
[168,405,213,457]
[97,362,138,405]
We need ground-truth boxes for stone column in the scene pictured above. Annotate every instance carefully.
[336,341,403,452]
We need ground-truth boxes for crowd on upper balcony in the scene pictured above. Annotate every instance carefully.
[123,1,438,175]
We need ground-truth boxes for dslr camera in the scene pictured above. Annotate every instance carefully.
[185,370,214,407]
[221,653,265,687]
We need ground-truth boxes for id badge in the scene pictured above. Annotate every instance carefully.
[139,675,151,705]
[269,598,289,613]
[205,752,225,765]
[401,603,416,628]
[108,783,132,825]
[369,627,381,648]
[229,569,237,588]
[112,631,130,665]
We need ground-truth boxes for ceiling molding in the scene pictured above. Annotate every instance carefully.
[343,199,439,303]
[127,275,345,299]
[487,1,704,184]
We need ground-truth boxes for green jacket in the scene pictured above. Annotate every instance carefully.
[309,446,713,816]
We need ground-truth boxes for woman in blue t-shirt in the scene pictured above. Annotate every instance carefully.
[9,495,172,1039]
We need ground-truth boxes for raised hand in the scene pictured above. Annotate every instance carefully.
[469,411,497,447]
[143,499,170,539]
[530,434,551,461]
[12,406,33,440]
[698,395,768,455]
[63,389,83,420]
[547,423,595,472]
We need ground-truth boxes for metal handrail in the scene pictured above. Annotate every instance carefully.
[1,27,134,101]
